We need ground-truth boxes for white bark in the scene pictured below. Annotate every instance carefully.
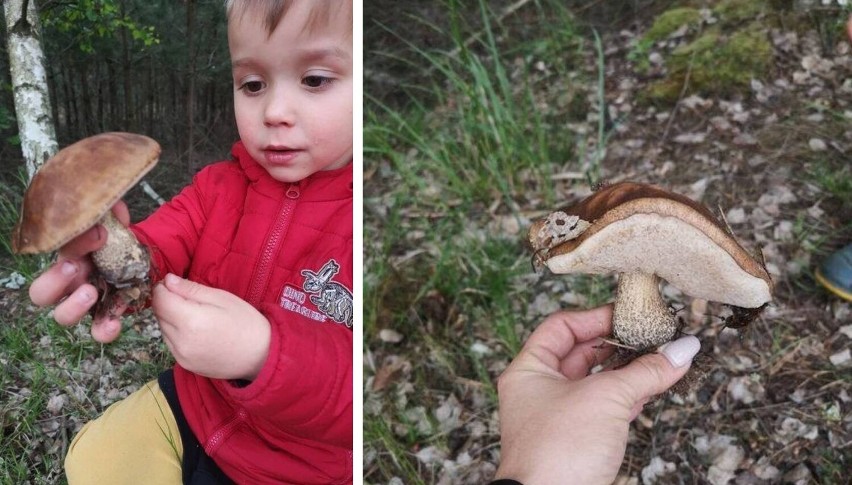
[139,180,165,206]
[3,0,58,182]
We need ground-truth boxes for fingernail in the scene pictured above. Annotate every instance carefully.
[659,336,701,368]
[61,261,77,276]
[165,273,181,285]
[77,289,94,303]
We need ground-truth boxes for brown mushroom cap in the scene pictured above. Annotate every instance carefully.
[530,182,772,308]
[12,132,160,254]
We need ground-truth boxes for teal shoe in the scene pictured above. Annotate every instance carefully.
[815,244,852,302]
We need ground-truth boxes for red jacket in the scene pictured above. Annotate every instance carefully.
[131,142,353,484]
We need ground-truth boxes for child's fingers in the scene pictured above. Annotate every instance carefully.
[151,278,199,326]
[91,309,126,343]
[162,273,226,306]
[110,201,131,226]
[29,259,88,306]
[57,225,106,261]
[52,284,98,326]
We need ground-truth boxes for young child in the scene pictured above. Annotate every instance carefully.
[28,1,353,483]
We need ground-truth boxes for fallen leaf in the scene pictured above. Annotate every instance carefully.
[46,394,67,415]
[641,456,676,484]
[829,348,851,368]
[371,357,408,392]
[378,328,404,344]
[808,138,827,151]
[727,375,765,405]
[673,132,707,144]
[775,417,818,444]
[725,207,746,224]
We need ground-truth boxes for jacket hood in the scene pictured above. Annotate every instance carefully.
[231,141,352,202]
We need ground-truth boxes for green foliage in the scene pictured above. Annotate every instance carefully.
[0,81,19,146]
[42,0,160,54]
[364,416,425,484]
[0,102,14,132]
[813,447,848,484]
[365,0,583,208]
[808,159,852,206]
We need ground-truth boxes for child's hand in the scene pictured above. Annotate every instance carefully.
[28,202,131,343]
[494,306,700,485]
[152,274,271,381]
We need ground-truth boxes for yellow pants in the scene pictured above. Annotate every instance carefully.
[65,379,183,484]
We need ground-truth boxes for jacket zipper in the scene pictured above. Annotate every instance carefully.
[246,183,300,307]
[204,408,248,456]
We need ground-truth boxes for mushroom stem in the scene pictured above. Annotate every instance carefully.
[91,210,150,286]
[612,272,678,350]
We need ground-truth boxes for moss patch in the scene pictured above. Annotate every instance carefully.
[643,22,773,103]
[713,0,769,24]
[642,7,703,44]
[637,0,779,104]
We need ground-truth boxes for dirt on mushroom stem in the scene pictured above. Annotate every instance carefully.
[89,210,151,319]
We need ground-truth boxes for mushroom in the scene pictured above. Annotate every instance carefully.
[12,132,161,318]
[529,182,772,353]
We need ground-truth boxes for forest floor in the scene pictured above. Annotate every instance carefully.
[364,1,851,484]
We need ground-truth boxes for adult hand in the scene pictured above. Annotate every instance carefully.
[494,306,700,485]
[28,202,131,343]
[152,274,271,381]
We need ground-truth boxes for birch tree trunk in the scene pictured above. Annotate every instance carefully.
[3,0,58,182]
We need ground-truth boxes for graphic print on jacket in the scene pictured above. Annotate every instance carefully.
[279,259,353,328]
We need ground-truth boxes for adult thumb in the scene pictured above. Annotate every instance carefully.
[613,335,701,401]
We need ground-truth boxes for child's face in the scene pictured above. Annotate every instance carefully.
[228,2,352,183]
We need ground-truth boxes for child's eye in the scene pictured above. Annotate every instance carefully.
[302,75,333,89]
[239,80,265,94]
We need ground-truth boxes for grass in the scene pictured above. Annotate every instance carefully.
[802,158,852,297]
[365,0,590,210]
[808,158,852,204]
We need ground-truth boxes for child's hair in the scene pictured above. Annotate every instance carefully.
[224,0,351,37]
